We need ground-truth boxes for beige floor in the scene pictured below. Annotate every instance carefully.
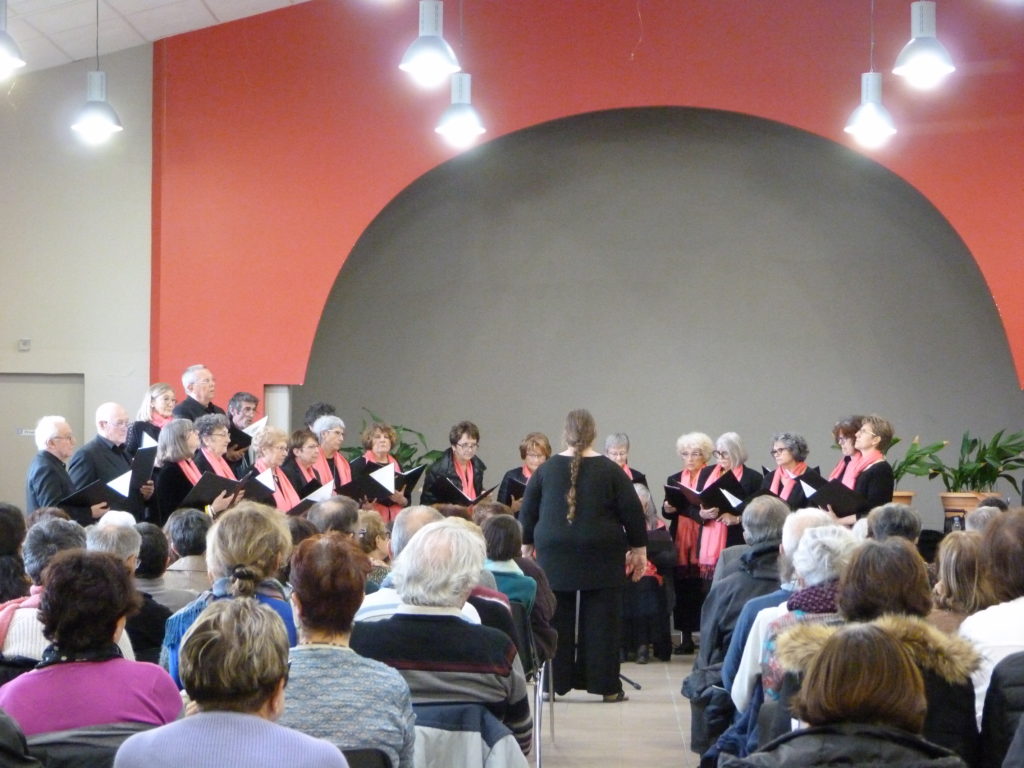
[532,654,700,768]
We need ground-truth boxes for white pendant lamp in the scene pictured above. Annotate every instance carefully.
[435,73,485,148]
[0,0,26,81]
[893,1,955,90]
[844,72,897,149]
[399,0,460,89]
[71,0,123,145]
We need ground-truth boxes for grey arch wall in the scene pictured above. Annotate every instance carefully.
[297,107,1023,525]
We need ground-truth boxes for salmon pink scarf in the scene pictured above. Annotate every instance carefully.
[314,448,352,490]
[151,413,171,428]
[202,448,236,480]
[454,458,475,498]
[178,458,203,485]
[697,463,745,575]
[256,458,301,511]
[521,465,533,480]
[364,451,403,523]
[769,462,808,500]
[828,452,861,489]
[846,449,885,484]
[673,467,704,567]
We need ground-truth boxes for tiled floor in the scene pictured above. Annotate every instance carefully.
[533,654,700,768]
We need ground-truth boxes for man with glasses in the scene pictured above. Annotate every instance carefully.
[69,402,154,520]
[421,420,487,506]
[26,414,107,524]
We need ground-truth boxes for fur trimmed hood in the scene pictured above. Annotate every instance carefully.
[776,613,980,685]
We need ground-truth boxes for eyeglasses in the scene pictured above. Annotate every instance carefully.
[455,442,478,450]
[525,452,546,459]
[211,431,230,439]
[106,420,131,428]
[52,434,75,442]
[770,447,789,455]
[679,451,703,459]
[712,450,730,459]
[857,428,877,438]
[836,435,854,443]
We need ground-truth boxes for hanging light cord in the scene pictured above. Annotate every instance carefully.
[629,0,645,62]
[868,0,876,72]
[94,0,100,70]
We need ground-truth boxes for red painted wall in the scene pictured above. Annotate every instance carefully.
[152,0,1024,398]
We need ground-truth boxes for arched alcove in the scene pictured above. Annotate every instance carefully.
[298,107,1022,524]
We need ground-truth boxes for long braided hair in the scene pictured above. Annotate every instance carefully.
[564,409,597,524]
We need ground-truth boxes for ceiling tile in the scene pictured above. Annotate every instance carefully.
[46,15,146,61]
[12,35,74,72]
[18,0,121,36]
[205,0,301,24]
[126,0,218,41]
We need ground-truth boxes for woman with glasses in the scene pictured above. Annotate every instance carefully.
[193,413,239,480]
[496,432,551,513]
[694,432,763,575]
[761,432,820,510]
[421,421,487,506]
[281,428,325,497]
[253,426,301,511]
[153,418,232,525]
[604,433,649,489]
[662,431,714,655]
[848,414,895,520]
[826,415,864,488]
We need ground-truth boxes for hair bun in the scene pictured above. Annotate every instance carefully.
[230,564,258,582]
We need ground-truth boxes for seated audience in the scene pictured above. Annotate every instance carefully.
[86,523,170,664]
[930,530,994,634]
[959,509,1024,727]
[351,519,532,753]
[965,505,1002,533]
[0,550,181,736]
[134,522,197,613]
[0,503,30,602]
[115,599,346,768]
[0,518,135,663]
[356,509,391,589]
[621,483,674,663]
[307,496,359,536]
[355,506,480,624]
[162,507,212,593]
[774,537,979,765]
[720,624,968,767]
[867,502,922,542]
[482,515,537,613]
[161,502,296,687]
[278,533,415,768]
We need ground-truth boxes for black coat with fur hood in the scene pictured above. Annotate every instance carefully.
[770,614,980,767]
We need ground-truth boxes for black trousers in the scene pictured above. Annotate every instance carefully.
[552,586,623,696]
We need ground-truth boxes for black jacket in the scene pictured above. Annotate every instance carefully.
[719,722,967,767]
[420,448,486,506]
[980,650,1024,768]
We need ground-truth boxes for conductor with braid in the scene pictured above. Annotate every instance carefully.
[520,408,648,702]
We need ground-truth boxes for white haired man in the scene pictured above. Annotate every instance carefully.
[25,415,106,524]
[171,364,225,421]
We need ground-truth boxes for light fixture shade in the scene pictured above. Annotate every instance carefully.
[893,1,955,90]
[0,0,26,81]
[435,73,485,148]
[71,71,124,145]
[399,0,460,88]
[844,72,897,149]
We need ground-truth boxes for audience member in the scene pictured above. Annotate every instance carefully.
[115,599,346,768]
[721,624,968,767]
[867,502,922,542]
[356,508,391,589]
[25,415,105,525]
[0,550,181,736]
[351,519,533,754]
[930,530,994,633]
[307,496,358,536]
[25,507,69,528]
[482,514,537,613]
[161,502,296,686]
[134,522,197,613]
[965,505,1001,533]
[278,533,415,768]
[0,503,30,602]
[86,523,170,663]
[162,507,211,593]
[959,509,1024,727]
[0,518,135,663]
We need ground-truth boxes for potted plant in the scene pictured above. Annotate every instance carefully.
[340,408,444,470]
[887,436,948,506]
[924,429,1024,528]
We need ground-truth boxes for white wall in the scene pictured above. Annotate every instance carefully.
[0,45,153,441]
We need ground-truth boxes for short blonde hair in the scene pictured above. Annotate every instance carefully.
[252,425,287,458]
[357,509,388,554]
[675,432,713,461]
[180,598,288,713]
[205,502,292,594]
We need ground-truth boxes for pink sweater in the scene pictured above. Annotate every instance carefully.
[0,658,182,735]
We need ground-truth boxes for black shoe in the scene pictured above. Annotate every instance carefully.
[636,646,649,664]
[673,637,696,655]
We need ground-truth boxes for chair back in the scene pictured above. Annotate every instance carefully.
[412,702,528,768]
[508,601,538,679]
[342,747,392,768]
[27,722,154,768]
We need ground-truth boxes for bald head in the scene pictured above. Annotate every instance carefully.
[96,402,130,446]
[392,505,443,558]
[782,508,835,555]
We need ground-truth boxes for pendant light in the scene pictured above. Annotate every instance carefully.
[844,0,896,149]
[0,0,25,81]
[399,0,460,88]
[893,1,955,90]
[435,73,485,148]
[71,0,123,145]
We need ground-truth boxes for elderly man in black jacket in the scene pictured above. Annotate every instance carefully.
[682,494,789,756]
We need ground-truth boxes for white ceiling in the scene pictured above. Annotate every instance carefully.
[6,0,311,73]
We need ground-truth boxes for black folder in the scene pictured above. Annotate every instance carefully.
[802,477,869,518]
[663,471,746,512]
[59,479,127,509]
[180,472,246,509]
[504,475,529,502]
[429,478,498,506]
[128,446,157,496]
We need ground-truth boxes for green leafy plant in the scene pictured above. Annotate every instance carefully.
[340,408,444,470]
[923,429,1024,494]
[887,435,948,486]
